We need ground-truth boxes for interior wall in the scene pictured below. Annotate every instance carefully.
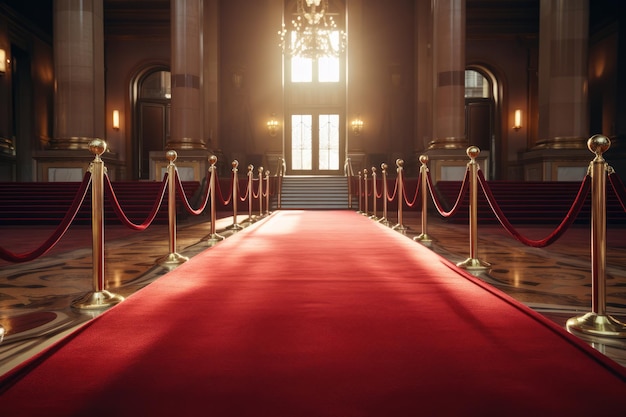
[354,0,415,167]
[219,0,283,167]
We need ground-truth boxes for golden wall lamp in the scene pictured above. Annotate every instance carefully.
[112,110,120,130]
[513,109,522,131]
[267,115,279,136]
[351,117,364,136]
[0,49,7,74]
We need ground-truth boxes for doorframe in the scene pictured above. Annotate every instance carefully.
[286,110,345,175]
[466,64,501,180]
[129,64,170,180]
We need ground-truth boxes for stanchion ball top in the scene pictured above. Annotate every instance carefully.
[419,154,429,165]
[588,134,611,155]
[396,159,404,167]
[89,139,107,156]
[209,155,218,165]
[381,162,388,170]
[466,146,480,160]
[166,150,178,162]
[232,160,239,168]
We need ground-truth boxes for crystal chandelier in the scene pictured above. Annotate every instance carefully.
[279,0,347,59]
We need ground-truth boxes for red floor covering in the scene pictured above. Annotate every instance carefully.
[0,210,625,416]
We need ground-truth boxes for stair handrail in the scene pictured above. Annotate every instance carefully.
[275,156,286,209]
[345,157,355,209]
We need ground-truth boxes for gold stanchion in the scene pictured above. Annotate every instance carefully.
[72,139,124,310]
[457,146,490,272]
[206,155,225,247]
[363,169,369,216]
[245,164,256,224]
[567,135,626,338]
[156,150,189,267]
[379,163,391,226]
[414,155,432,246]
[258,166,264,218]
[228,160,243,231]
[357,171,363,214]
[370,166,379,220]
[265,169,271,216]
[392,159,407,232]
[277,158,285,210]
[346,157,353,209]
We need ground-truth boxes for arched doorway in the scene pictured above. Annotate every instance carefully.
[465,66,499,179]
[132,67,171,180]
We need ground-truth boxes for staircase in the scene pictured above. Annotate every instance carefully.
[277,176,351,210]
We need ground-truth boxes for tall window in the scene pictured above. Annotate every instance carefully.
[465,70,490,98]
[290,41,342,83]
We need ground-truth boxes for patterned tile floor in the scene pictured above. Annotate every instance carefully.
[1,210,625,377]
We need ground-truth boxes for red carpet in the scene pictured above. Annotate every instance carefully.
[1,210,625,416]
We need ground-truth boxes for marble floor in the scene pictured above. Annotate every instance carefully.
[1,210,625,377]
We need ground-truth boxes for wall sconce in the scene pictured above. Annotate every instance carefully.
[0,49,6,74]
[267,115,279,137]
[112,110,120,130]
[351,117,364,136]
[513,109,522,131]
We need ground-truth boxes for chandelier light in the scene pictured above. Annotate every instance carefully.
[279,0,347,59]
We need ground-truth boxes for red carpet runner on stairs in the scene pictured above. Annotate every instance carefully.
[1,210,625,416]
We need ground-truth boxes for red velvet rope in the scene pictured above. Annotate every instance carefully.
[263,177,270,198]
[215,171,232,206]
[239,177,250,202]
[176,169,210,215]
[0,172,92,263]
[104,174,167,231]
[426,168,469,218]
[608,172,626,212]
[252,178,260,199]
[477,170,591,248]
[375,180,383,199]
[387,176,398,202]
[403,172,421,208]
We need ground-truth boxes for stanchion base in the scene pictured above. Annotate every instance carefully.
[156,252,189,267]
[378,217,391,227]
[369,215,379,221]
[71,290,124,311]
[414,233,433,247]
[456,257,491,271]
[227,223,244,231]
[392,223,408,231]
[207,233,226,247]
[566,312,626,338]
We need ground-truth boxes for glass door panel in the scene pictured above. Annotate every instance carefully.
[290,113,340,174]
[291,114,312,170]
[319,114,340,170]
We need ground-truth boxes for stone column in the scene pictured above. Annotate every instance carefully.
[535,0,589,149]
[52,0,105,149]
[168,0,205,150]
[428,0,466,150]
